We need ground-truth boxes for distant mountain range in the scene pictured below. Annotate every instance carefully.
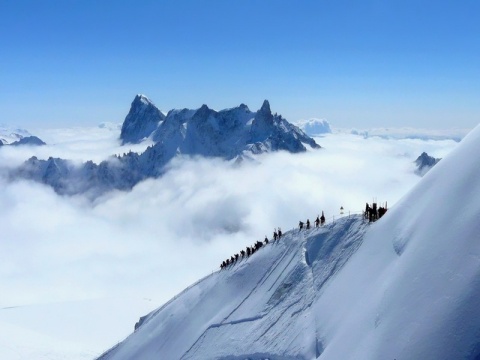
[12,95,320,197]
[120,95,320,154]
[0,125,45,146]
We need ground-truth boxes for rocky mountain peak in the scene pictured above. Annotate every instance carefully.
[259,99,271,114]
[239,103,250,111]
[120,94,166,145]
[134,94,152,105]
[415,152,441,176]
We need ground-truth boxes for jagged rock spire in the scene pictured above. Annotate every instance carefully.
[259,100,271,114]
[120,94,165,145]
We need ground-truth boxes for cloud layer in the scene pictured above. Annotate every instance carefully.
[0,128,460,355]
[0,129,459,305]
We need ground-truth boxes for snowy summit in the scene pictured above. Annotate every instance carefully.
[100,124,480,359]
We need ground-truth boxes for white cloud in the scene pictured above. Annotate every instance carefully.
[340,126,470,142]
[0,125,152,168]
[0,128,460,356]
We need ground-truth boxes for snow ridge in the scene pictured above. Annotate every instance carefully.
[98,216,368,360]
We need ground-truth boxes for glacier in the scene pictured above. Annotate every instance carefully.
[99,123,480,360]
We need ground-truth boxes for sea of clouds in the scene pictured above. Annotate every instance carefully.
[0,124,462,357]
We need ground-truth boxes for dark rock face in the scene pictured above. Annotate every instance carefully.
[120,95,166,145]
[10,136,46,146]
[415,152,441,176]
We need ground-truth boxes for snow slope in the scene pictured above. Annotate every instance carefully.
[100,123,480,360]
[314,123,480,359]
[99,216,369,360]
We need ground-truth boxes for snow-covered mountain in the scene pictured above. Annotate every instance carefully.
[99,124,480,360]
[0,125,45,146]
[12,98,320,197]
[415,151,441,176]
[120,95,319,154]
[10,136,46,146]
[0,125,30,144]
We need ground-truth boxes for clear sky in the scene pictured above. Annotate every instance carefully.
[1,0,479,129]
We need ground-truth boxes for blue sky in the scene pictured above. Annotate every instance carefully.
[1,0,479,128]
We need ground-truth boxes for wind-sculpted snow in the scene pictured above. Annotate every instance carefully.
[313,124,480,360]
[98,216,369,360]
[12,98,320,197]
